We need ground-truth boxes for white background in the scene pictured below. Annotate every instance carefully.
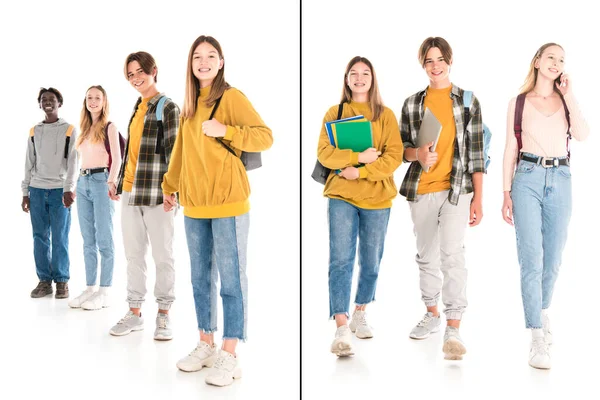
[302,0,598,399]
[0,1,299,399]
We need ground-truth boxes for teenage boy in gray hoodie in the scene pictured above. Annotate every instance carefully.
[21,87,78,299]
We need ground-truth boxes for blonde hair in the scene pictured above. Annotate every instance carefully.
[418,37,453,68]
[340,56,384,121]
[181,35,231,119]
[520,43,564,94]
[77,85,109,147]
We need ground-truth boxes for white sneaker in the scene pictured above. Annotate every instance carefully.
[330,325,354,357]
[349,310,373,339]
[542,313,553,345]
[529,337,551,369]
[442,326,467,360]
[68,288,96,308]
[205,350,242,387]
[176,341,218,372]
[81,292,109,310]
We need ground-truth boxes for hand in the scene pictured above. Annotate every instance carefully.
[556,73,570,96]
[417,141,438,168]
[339,167,359,180]
[358,148,381,164]
[501,192,514,226]
[21,196,30,213]
[163,193,177,212]
[108,182,120,201]
[63,191,76,208]
[202,119,227,138]
[469,196,483,227]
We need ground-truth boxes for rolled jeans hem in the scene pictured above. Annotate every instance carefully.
[329,311,350,320]
[54,279,69,283]
[445,311,464,320]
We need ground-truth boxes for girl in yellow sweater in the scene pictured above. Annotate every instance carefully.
[317,56,403,357]
[162,35,272,386]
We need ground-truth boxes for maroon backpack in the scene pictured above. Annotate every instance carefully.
[513,93,572,158]
[104,122,126,173]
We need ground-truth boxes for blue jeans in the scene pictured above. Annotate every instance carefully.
[511,154,572,329]
[76,171,115,287]
[328,198,390,319]
[184,213,249,341]
[29,187,71,283]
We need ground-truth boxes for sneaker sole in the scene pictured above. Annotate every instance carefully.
[349,325,374,339]
[409,325,440,340]
[177,356,217,372]
[443,339,466,360]
[81,304,109,311]
[528,361,551,370]
[331,341,354,357]
[55,294,69,299]
[110,325,144,336]
[205,369,242,386]
[31,291,53,298]
[154,334,173,341]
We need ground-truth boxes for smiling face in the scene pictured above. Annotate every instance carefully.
[85,87,104,116]
[423,47,451,88]
[127,60,157,97]
[346,61,372,97]
[192,42,223,88]
[39,91,60,120]
[536,45,565,81]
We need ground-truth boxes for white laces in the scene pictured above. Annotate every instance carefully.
[190,342,212,357]
[214,353,235,371]
[157,316,168,329]
[118,312,134,324]
[532,338,549,355]
[353,312,368,327]
[417,314,433,327]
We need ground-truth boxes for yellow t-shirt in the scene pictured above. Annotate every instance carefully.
[417,86,455,194]
[122,97,150,192]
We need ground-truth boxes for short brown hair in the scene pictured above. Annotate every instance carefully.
[124,51,158,82]
[418,37,453,67]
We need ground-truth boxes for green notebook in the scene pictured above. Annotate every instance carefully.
[331,120,373,152]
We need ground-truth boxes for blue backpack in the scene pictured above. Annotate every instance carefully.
[463,91,491,172]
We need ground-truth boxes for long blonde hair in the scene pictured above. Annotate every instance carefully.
[77,85,109,147]
[181,35,231,119]
[520,43,564,94]
[340,56,384,121]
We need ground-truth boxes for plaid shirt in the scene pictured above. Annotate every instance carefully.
[399,84,484,205]
[116,93,180,206]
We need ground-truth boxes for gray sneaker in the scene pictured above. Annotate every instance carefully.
[349,310,374,339]
[442,326,467,360]
[109,311,144,336]
[409,312,441,339]
[154,312,173,341]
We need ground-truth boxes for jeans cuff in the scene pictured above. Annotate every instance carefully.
[445,311,463,320]
[329,311,349,320]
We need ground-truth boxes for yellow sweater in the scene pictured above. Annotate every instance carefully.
[123,97,150,192]
[162,87,272,218]
[317,101,403,209]
[417,86,455,194]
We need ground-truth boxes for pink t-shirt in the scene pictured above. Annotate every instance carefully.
[77,123,122,184]
[502,92,589,191]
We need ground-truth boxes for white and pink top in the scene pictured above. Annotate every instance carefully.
[503,92,590,191]
[77,123,122,184]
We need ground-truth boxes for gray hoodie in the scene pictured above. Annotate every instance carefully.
[21,118,78,196]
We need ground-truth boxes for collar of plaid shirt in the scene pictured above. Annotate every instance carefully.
[399,84,485,206]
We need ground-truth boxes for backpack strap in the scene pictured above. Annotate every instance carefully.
[104,122,113,168]
[63,125,74,159]
[213,97,239,157]
[337,102,344,120]
[154,95,168,155]
[559,94,572,159]
[30,127,36,157]
[514,93,527,154]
